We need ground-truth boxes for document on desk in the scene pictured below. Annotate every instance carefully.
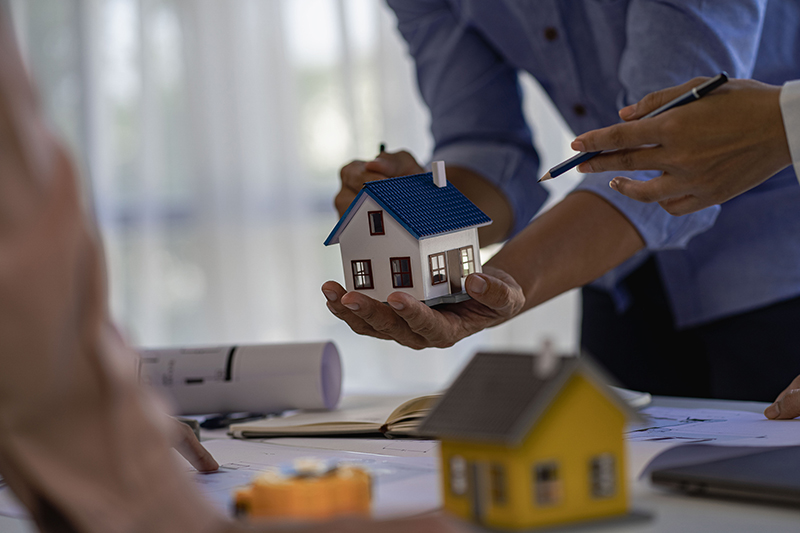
[0,438,441,521]
[628,406,800,446]
[626,406,800,480]
[191,439,441,519]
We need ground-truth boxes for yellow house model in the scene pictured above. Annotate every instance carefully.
[419,352,641,530]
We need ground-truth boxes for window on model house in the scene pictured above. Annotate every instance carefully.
[533,461,562,506]
[390,257,413,287]
[368,211,385,235]
[449,455,468,496]
[351,260,374,290]
[589,454,616,499]
[490,463,507,505]
[429,252,447,284]
[460,245,475,277]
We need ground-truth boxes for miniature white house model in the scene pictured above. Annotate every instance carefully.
[324,162,491,305]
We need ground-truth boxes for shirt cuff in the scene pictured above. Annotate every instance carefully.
[780,80,800,183]
[431,142,548,238]
[573,171,721,250]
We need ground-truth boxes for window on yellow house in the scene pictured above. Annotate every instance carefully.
[490,463,507,505]
[450,455,468,496]
[589,454,616,498]
[533,461,562,506]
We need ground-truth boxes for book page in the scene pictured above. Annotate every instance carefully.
[229,394,427,437]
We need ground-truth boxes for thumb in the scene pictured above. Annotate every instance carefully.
[765,388,800,419]
[465,272,524,318]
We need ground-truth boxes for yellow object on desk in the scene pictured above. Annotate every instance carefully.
[234,458,371,521]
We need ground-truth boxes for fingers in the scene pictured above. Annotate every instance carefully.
[464,272,524,317]
[364,150,424,178]
[323,269,524,349]
[576,146,664,174]
[776,374,800,402]
[656,194,709,216]
[620,77,710,121]
[765,388,800,420]
[337,161,386,216]
[385,292,463,348]
[172,418,219,473]
[608,174,688,204]
[573,121,662,154]
[322,282,396,341]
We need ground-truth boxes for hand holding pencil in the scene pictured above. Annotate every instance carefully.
[562,76,792,215]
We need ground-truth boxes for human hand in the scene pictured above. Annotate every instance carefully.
[335,150,425,216]
[171,417,219,472]
[764,374,800,420]
[572,78,792,215]
[321,266,525,349]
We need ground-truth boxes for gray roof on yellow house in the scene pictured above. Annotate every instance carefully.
[419,352,642,445]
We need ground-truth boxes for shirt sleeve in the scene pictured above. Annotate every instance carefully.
[780,80,800,183]
[0,13,226,533]
[387,0,548,238]
[574,0,767,250]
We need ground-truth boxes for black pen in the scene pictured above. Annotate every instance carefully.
[539,72,729,182]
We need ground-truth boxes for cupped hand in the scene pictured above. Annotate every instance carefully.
[572,77,791,215]
[765,374,800,420]
[321,266,525,349]
[336,150,425,216]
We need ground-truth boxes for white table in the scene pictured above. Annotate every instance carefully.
[2,396,800,532]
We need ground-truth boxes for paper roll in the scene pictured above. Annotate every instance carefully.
[138,342,342,415]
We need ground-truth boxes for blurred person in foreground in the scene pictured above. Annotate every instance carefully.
[0,7,458,533]
[568,76,800,421]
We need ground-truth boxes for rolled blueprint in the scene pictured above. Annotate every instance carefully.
[138,342,342,415]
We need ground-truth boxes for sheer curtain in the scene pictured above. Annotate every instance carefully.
[9,0,580,393]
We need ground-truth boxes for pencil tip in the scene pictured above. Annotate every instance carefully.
[538,172,552,183]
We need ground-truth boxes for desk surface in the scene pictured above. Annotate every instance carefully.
[2,396,799,533]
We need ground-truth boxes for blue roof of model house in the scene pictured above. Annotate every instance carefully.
[324,172,492,245]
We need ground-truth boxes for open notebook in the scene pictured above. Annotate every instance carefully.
[229,393,440,439]
[228,387,649,439]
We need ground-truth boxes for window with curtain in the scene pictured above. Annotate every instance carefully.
[8,0,580,393]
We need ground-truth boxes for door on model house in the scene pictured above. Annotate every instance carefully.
[469,460,487,524]
[446,249,462,294]
[445,245,476,294]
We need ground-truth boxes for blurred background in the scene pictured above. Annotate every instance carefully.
[8,0,582,393]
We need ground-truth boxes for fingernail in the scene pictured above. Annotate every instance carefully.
[388,300,405,311]
[571,140,585,152]
[619,105,636,120]
[468,275,487,294]
[765,402,780,419]
[323,290,338,302]
[609,178,619,191]
[577,162,592,174]
[343,302,360,311]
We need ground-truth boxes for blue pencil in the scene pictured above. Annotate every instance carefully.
[539,72,729,182]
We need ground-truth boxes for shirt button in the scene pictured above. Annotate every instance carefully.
[573,104,587,116]
[544,27,559,41]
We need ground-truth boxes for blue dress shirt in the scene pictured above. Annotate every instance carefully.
[388,0,800,328]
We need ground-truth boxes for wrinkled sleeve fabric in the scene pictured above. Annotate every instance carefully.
[0,12,225,533]
[573,0,767,250]
[387,0,548,238]
[780,79,800,182]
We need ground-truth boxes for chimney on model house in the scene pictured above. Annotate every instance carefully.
[432,160,447,188]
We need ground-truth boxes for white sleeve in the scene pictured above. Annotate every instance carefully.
[779,80,800,182]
